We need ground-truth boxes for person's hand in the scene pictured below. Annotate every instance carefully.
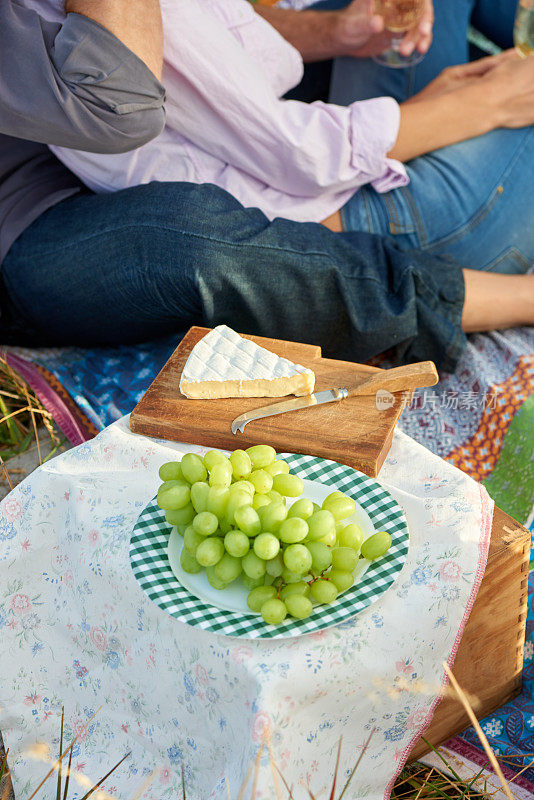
[480,50,534,128]
[334,0,434,59]
[403,49,514,103]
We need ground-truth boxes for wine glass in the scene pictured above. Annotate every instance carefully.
[514,0,534,57]
[372,0,426,68]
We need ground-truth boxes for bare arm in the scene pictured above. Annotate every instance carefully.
[255,0,433,62]
[65,0,163,78]
[390,51,534,162]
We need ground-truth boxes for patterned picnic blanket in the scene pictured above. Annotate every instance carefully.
[2,324,534,792]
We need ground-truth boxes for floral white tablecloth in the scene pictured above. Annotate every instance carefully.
[0,417,492,800]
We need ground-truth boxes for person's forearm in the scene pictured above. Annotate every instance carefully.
[65,0,163,78]
[255,6,341,62]
[389,84,499,162]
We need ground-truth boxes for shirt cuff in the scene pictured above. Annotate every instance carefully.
[348,96,408,192]
[51,13,165,115]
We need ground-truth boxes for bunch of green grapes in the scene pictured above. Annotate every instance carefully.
[156,446,392,626]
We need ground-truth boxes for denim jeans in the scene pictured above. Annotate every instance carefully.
[325,0,534,274]
[0,181,466,371]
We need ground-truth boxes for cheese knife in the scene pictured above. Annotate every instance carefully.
[231,360,438,434]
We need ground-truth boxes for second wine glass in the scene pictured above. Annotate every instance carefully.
[372,0,426,68]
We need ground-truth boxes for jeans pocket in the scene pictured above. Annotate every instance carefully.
[481,246,532,275]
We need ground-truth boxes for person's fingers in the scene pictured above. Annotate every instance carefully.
[398,0,434,56]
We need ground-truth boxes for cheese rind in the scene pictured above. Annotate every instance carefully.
[180,326,315,399]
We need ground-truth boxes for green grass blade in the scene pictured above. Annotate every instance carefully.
[56,708,64,800]
[337,729,374,800]
[0,395,22,445]
[62,742,73,800]
[420,738,464,783]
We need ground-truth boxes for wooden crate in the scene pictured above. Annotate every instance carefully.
[409,507,530,760]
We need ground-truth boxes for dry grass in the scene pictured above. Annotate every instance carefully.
[0,356,64,490]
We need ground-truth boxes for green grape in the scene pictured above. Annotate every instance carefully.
[259,501,287,533]
[279,517,309,544]
[307,541,332,573]
[230,480,255,497]
[361,531,392,560]
[285,594,313,619]
[214,554,242,584]
[230,449,252,480]
[246,444,276,469]
[242,551,267,579]
[306,510,336,541]
[331,547,359,572]
[203,449,229,471]
[219,518,231,535]
[207,486,230,518]
[265,552,284,577]
[247,585,277,612]
[159,461,183,482]
[253,532,280,560]
[184,526,204,555]
[279,581,310,600]
[337,523,364,551]
[252,494,270,511]
[196,537,225,567]
[310,579,337,604]
[312,502,321,513]
[193,511,219,537]
[272,473,304,498]
[165,504,195,527]
[283,544,312,575]
[157,480,191,511]
[265,459,289,477]
[234,505,261,537]
[190,481,210,513]
[264,573,275,586]
[181,453,208,484]
[249,469,273,495]
[318,530,337,547]
[209,463,232,488]
[287,498,314,520]
[226,490,252,526]
[205,566,228,590]
[322,492,357,522]
[328,568,354,594]
[224,530,250,558]
[260,598,287,625]
[174,524,188,537]
[242,574,264,590]
[266,490,286,506]
[180,548,202,574]
[281,567,304,584]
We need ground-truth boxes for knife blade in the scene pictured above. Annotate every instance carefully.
[231,387,349,434]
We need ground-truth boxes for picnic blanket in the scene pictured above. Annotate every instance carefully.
[2,324,534,793]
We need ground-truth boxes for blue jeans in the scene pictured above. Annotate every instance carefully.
[1,181,466,371]
[325,0,534,273]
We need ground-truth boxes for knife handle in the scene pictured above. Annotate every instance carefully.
[348,361,439,397]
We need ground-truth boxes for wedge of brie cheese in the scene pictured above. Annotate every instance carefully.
[180,326,315,399]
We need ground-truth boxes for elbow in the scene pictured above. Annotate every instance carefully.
[97,107,166,154]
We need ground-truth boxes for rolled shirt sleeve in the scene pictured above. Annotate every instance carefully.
[0,5,165,153]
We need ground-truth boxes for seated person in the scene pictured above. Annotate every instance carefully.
[29,0,534,278]
[1,0,533,376]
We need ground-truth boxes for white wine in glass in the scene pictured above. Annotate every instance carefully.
[372,0,426,68]
[514,0,534,57]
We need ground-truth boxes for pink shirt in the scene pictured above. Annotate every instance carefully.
[49,0,409,222]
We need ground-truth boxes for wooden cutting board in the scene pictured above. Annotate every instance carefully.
[130,327,407,477]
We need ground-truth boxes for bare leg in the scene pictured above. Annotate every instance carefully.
[462,270,534,332]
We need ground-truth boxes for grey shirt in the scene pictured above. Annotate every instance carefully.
[0,3,166,265]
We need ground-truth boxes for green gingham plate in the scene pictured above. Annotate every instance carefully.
[129,454,409,639]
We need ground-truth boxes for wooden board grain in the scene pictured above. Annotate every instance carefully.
[130,327,407,477]
[409,508,530,761]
